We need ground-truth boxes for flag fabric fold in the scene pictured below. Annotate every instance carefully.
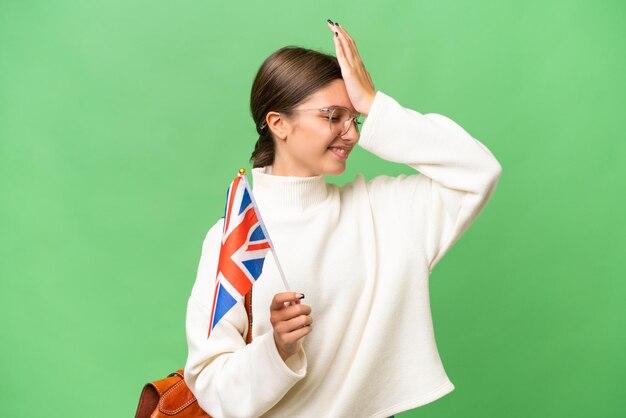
[208,172,272,338]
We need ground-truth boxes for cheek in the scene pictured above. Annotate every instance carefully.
[297,126,334,155]
[299,141,327,162]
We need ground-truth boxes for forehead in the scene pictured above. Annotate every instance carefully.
[300,79,355,111]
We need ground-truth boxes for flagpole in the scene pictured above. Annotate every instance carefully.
[239,169,292,293]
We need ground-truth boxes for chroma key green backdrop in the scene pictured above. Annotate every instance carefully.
[1,1,624,417]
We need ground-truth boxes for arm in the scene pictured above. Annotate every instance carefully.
[184,222,307,418]
[327,23,501,272]
[359,91,502,272]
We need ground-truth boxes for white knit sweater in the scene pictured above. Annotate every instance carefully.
[185,91,502,418]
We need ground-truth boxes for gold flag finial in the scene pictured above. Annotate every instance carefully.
[239,168,246,176]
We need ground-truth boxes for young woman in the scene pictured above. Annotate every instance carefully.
[184,20,502,418]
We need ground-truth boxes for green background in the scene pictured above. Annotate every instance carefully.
[1,0,624,417]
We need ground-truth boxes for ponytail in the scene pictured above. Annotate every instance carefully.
[250,128,275,168]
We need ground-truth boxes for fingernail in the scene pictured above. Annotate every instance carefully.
[335,32,338,37]
[296,293,305,299]
[334,22,339,26]
[327,19,333,24]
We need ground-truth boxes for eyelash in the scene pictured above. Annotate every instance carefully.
[324,116,360,123]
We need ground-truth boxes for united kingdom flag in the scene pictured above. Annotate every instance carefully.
[208,170,272,338]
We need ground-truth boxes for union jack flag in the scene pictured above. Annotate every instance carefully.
[208,171,272,337]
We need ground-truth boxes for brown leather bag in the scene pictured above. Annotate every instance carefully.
[135,290,254,418]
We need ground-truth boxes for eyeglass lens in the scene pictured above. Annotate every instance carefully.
[328,108,360,136]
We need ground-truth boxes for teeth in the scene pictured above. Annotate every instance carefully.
[330,147,347,155]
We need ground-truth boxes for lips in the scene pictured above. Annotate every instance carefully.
[327,145,352,159]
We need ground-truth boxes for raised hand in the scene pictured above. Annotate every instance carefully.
[270,292,313,361]
[327,19,376,116]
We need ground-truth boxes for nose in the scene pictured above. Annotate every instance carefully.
[339,121,360,143]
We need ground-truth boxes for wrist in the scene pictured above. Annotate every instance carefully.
[358,92,376,117]
[278,349,290,362]
[274,336,291,362]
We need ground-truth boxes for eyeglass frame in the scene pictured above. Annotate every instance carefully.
[259,106,362,137]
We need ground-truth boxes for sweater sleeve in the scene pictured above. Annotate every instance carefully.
[184,220,307,418]
[358,91,502,273]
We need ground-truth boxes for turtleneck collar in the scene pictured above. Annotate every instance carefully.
[251,166,330,215]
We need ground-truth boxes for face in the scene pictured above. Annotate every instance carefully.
[270,79,360,177]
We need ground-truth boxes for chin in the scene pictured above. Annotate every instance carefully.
[322,163,347,176]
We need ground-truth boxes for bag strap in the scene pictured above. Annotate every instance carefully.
[244,287,253,344]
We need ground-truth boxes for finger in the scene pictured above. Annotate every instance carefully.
[279,324,313,344]
[327,20,351,63]
[328,19,351,57]
[334,24,360,64]
[284,303,312,318]
[337,24,357,51]
[366,70,374,88]
[270,292,304,310]
[332,27,353,68]
[273,303,312,322]
[290,324,313,339]
[335,25,374,91]
[276,314,313,334]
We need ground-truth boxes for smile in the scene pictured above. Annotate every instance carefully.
[328,146,351,159]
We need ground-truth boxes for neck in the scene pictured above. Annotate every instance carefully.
[251,167,330,216]
[271,159,317,177]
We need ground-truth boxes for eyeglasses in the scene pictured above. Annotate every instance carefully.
[290,106,361,137]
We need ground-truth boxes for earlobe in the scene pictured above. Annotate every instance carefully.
[266,111,288,141]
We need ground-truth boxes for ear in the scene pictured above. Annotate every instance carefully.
[266,111,289,141]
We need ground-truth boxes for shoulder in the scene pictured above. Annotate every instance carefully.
[201,218,225,251]
[190,218,225,307]
[333,173,368,202]
[335,173,367,192]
